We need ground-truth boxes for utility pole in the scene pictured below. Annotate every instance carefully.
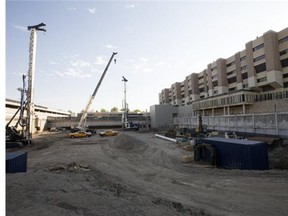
[122,76,128,129]
[26,23,46,144]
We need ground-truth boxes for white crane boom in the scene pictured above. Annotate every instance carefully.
[77,52,118,128]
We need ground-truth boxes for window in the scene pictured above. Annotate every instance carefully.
[240,56,246,61]
[284,82,288,88]
[241,65,247,71]
[280,49,288,56]
[229,87,236,92]
[254,63,266,73]
[279,36,288,44]
[226,62,235,67]
[242,94,245,102]
[257,77,267,83]
[253,43,264,51]
[227,71,235,76]
[241,73,248,79]
[254,55,265,62]
[228,76,237,84]
[212,80,218,87]
[283,73,288,78]
[281,58,288,68]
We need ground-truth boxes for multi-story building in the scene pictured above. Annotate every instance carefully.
[159,27,288,116]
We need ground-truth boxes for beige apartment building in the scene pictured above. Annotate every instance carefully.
[159,27,288,116]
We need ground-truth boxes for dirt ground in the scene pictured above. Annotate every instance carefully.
[6,130,288,216]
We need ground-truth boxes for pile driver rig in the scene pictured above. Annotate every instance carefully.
[6,23,46,145]
[121,76,139,131]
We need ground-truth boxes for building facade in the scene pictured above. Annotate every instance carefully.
[159,27,288,116]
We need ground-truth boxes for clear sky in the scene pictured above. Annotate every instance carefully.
[5,0,288,113]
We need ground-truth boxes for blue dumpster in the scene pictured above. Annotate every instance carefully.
[200,137,269,170]
[6,151,27,173]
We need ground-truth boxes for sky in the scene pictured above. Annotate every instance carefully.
[5,0,288,113]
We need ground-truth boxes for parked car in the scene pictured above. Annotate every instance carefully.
[49,127,58,132]
[99,130,118,137]
[68,131,91,138]
[86,129,97,134]
[70,128,81,133]
[70,127,96,134]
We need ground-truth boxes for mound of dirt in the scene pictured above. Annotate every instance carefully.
[111,133,147,152]
[111,134,134,150]
[269,138,288,169]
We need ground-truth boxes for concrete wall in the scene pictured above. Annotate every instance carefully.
[249,99,288,113]
[150,104,178,128]
[177,104,194,117]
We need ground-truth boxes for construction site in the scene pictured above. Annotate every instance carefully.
[5,23,288,216]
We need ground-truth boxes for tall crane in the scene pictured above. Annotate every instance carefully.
[77,52,118,129]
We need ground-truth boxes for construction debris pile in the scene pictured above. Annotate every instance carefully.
[268,138,288,169]
[48,162,91,172]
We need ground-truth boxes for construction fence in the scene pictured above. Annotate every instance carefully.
[174,112,288,137]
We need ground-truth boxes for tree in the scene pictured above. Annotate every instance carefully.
[120,108,129,112]
[100,108,108,113]
[110,107,119,112]
[133,109,142,113]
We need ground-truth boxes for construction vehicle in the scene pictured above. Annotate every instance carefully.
[6,23,46,146]
[195,113,207,136]
[76,52,118,131]
[121,76,139,131]
[124,120,140,131]
[6,76,28,146]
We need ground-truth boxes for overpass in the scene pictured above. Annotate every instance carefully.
[46,115,151,129]
[6,98,70,133]
[6,98,151,132]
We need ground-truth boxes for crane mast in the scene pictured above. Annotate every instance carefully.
[77,52,118,128]
[26,23,46,144]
